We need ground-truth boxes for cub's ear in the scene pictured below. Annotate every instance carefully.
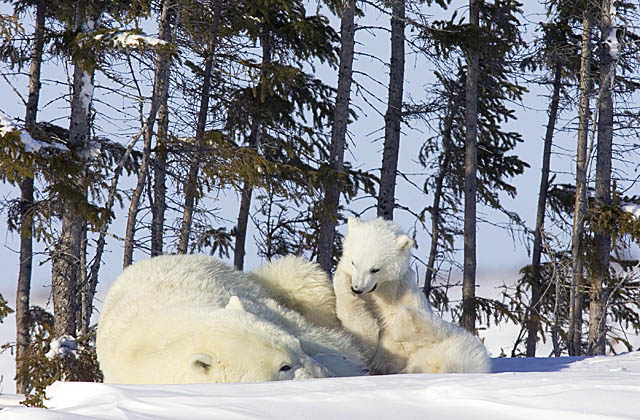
[225,295,246,312]
[189,353,214,374]
[347,217,361,230]
[396,234,415,251]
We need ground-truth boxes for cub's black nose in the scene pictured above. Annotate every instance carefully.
[351,286,363,295]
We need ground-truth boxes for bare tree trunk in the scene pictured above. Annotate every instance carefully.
[233,36,271,270]
[15,0,45,395]
[423,92,460,298]
[316,0,356,273]
[589,0,615,356]
[526,62,563,357]
[377,0,405,221]
[151,102,169,256]
[461,0,479,333]
[569,9,593,356]
[123,0,174,267]
[51,5,97,340]
[177,5,220,254]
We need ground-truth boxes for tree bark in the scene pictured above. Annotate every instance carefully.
[461,0,479,333]
[589,0,615,356]
[177,5,220,254]
[15,0,45,394]
[51,4,97,339]
[423,92,460,298]
[569,9,593,356]
[316,0,356,273]
[526,61,562,357]
[377,0,405,221]
[123,0,174,267]
[151,101,169,256]
[233,36,271,270]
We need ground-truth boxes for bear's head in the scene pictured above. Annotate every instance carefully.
[343,217,414,295]
[178,297,329,383]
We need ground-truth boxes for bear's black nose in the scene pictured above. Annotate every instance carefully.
[351,286,363,295]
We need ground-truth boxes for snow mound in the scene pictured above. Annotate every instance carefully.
[1,352,639,419]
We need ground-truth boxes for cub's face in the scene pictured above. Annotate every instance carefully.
[184,307,328,383]
[344,217,414,295]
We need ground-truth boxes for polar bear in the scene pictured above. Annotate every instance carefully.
[333,217,490,374]
[97,255,367,384]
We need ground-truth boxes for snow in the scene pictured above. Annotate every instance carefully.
[622,203,640,219]
[0,114,69,153]
[44,336,77,360]
[94,31,169,48]
[605,28,619,60]
[1,352,639,419]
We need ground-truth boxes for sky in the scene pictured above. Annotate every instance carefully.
[1,352,640,419]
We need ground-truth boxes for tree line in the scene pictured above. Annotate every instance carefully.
[0,0,639,399]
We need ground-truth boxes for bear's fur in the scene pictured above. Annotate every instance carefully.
[333,217,490,374]
[97,255,367,384]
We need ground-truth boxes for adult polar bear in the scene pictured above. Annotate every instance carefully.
[97,255,366,384]
[333,217,491,374]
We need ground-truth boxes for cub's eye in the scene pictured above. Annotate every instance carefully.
[279,364,292,372]
[370,268,380,273]
[351,260,355,266]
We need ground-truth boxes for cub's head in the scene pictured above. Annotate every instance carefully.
[343,217,414,295]
[181,297,328,383]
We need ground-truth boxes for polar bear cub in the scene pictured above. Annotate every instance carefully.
[334,217,490,374]
[97,254,366,384]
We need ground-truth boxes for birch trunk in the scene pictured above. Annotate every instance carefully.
[316,0,356,273]
[461,0,479,333]
[526,62,562,357]
[123,0,174,267]
[377,0,405,221]
[589,0,615,355]
[569,9,593,356]
[15,0,45,394]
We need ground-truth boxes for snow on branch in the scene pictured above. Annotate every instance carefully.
[45,335,78,360]
[94,30,169,50]
[621,203,640,220]
[0,114,69,153]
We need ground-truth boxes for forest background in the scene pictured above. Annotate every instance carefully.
[0,0,639,403]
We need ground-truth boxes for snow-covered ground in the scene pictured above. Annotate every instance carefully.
[0,352,638,419]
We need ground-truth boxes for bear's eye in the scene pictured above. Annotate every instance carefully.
[351,260,355,266]
[370,268,380,273]
[279,364,292,372]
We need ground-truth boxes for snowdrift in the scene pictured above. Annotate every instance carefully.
[0,352,639,419]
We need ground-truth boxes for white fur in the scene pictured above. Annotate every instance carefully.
[97,255,367,384]
[334,217,490,374]
[251,255,341,329]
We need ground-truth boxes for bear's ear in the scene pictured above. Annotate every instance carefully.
[396,234,415,251]
[225,295,246,312]
[347,217,361,231]
[189,353,214,374]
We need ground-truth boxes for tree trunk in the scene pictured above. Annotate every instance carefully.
[526,61,563,357]
[51,5,97,340]
[15,0,45,394]
[316,0,356,273]
[123,0,174,267]
[461,0,479,333]
[233,36,271,270]
[589,0,615,356]
[177,6,220,254]
[377,0,405,221]
[423,92,460,298]
[151,101,169,256]
[569,9,593,356]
